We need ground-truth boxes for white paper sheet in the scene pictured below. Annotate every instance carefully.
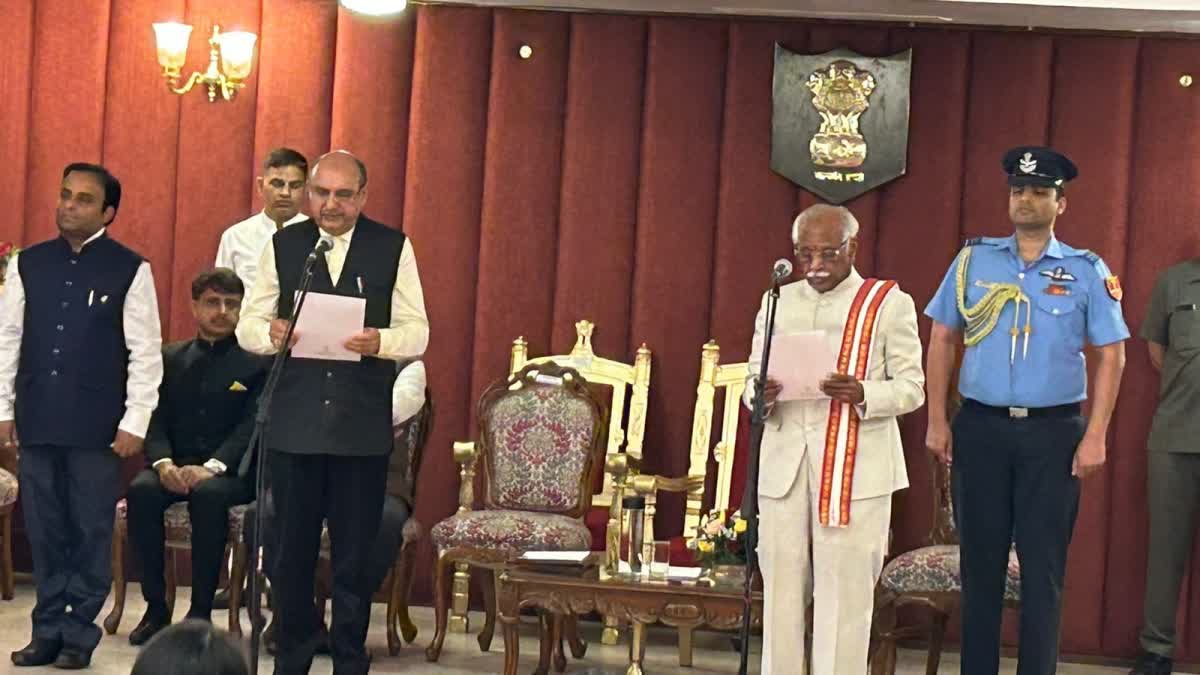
[519,551,591,563]
[767,330,838,401]
[291,292,366,362]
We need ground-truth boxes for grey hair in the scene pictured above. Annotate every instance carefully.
[791,204,860,244]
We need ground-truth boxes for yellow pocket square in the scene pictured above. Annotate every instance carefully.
[229,381,248,392]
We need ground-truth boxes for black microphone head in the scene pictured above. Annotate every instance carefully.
[316,236,334,253]
[772,258,793,280]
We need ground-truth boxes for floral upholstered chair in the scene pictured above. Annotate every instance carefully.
[425,362,605,663]
[870,427,1022,674]
[502,319,651,647]
[104,499,250,635]
[0,446,17,600]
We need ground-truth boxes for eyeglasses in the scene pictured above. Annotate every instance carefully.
[200,296,242,313]
[309,186,360,203]
[794,237,850,264]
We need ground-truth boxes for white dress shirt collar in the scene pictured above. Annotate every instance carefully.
[260,210,308,231]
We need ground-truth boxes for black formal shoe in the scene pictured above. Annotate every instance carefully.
[1130,651,1173,675]
[212,586,250,611]
[263,622,331,657]
[129,611,171,646]
[11,638,62,667]
[52,647,91,670]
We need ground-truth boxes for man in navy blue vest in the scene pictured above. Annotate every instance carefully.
[0,163,164,669]
[238,150,429,675]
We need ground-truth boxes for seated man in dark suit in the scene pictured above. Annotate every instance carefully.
[255,358,426,654]
[127,268,268,645]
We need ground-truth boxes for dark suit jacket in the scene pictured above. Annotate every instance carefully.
[145,336,269,470]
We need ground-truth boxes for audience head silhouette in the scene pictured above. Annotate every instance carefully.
[130,620,247,675]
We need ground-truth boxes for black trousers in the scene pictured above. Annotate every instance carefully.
[269,450,388,675]
[18,445,122,651]
[952,403,1084,675]
[126,468,253,620]
[244,493,410,610]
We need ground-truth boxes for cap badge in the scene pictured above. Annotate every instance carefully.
[1019,152,1037,174]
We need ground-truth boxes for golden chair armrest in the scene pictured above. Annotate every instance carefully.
[600,453,633,577]
[452,441,479,514]
[629,474,704,496]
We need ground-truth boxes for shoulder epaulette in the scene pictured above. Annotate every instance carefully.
[963,237,983,247]
[1071,249,1111,278]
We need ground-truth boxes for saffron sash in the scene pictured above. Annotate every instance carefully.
[818,278,896,527]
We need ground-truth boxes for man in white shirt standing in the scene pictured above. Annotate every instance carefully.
[745,204,925,674]
[215,147,309,288]
[0,163,163,669]
[237,150,428,675]
[212,147,307,613]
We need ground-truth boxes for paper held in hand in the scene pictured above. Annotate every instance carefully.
[291,292,366,362]
[767,330,837,401]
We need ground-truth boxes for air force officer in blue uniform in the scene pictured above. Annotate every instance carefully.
[924,147,1129,675]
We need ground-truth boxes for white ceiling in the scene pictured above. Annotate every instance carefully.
[425,0,1200,34]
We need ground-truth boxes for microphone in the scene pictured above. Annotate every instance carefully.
[307,236,334,263]
[772,258,793,283]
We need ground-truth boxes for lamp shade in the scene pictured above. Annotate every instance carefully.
[151,22,192,71]
[216,31,257,82]
[340,0,407,16]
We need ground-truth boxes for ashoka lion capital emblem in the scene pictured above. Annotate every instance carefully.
[806,60,876,169]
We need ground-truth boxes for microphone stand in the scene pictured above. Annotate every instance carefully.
[241,249,323,675]
[738,269,785,675]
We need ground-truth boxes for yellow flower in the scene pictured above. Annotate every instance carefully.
[734,519,747,533]
[698,541,714,553]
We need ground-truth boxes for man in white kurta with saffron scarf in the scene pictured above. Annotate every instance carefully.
[746,204,925,674]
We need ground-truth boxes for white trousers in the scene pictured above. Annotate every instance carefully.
[758,451,891,675]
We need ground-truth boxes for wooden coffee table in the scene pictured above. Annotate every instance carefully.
[494,561,762,675]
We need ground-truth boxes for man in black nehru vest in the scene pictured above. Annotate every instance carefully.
[0,163,163,669]
[237,150,429,675]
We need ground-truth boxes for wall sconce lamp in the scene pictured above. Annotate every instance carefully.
[340,0,408,15]
[152,23,258,102]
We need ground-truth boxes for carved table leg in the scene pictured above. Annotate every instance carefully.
[450,561,471,633]
[550,614,566,672]
[534,611,554,675]
[601,614,621,645]
[502,616,520,675]
[678,624,695,667]
[626,621,646,675]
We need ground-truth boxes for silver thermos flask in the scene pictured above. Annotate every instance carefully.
[622,495,646,575]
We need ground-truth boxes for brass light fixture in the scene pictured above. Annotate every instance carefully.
[340,0,408,15]
[152,22,258,102]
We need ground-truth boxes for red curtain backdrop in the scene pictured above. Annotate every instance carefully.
[4,0,1200,658]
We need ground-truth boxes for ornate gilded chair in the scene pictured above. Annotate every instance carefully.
[440,319,650,647]
[625,339,749,666]
[0,447,17,600]
[104,499,249,635]
[425,362,606,663]
[870,406,1023,674]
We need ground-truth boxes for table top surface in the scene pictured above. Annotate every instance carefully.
[493,559,764,602]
